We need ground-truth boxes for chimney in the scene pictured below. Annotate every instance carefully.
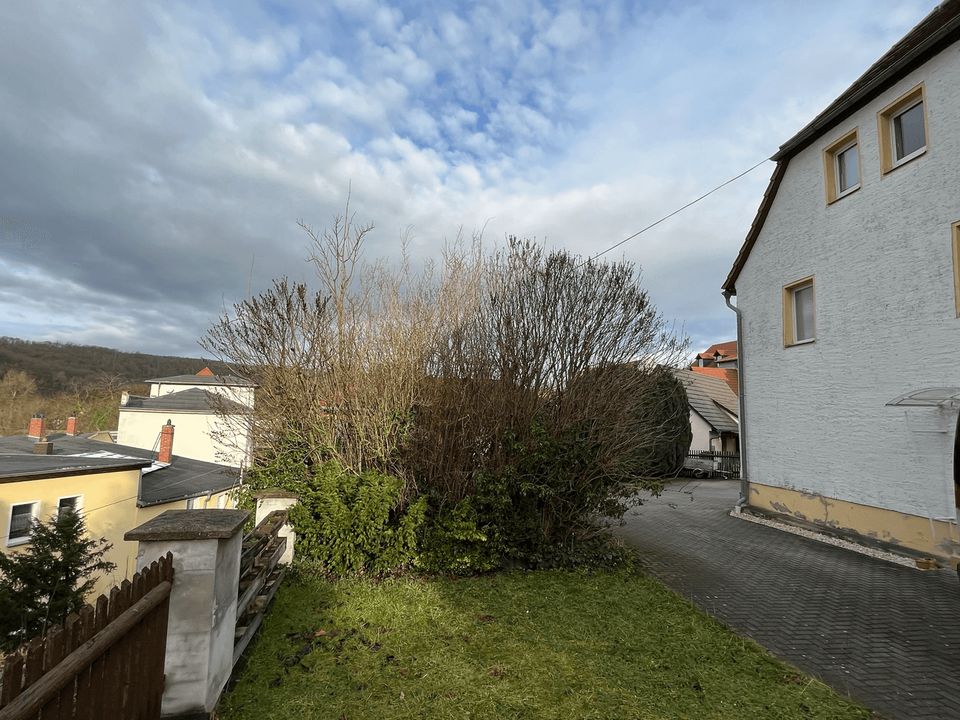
[158,420,175,464]
[33,437,53,455]
[65,415,78,436]
[121,391,130,407]
[27,414,45,439]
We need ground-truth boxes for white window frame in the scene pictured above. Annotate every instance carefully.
[7,501,40,547]
[56,494,84,519]
[833,138,860,199]
[890,98,926,167]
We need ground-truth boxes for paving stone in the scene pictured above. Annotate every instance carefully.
[615,480,960,720]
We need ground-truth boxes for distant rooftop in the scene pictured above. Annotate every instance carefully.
[122,387,249,414]
[674,368,740,434]
[145,367,256,387]
[0,433,239,506]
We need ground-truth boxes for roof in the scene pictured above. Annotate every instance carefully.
[690,366,739,396]
[145,372,256,388]
[723,1,960,293]
[0,455,151,482]
[674,368,739,434]
[695,340,737,361]
[0,434,239,506]
[121,388,248,414]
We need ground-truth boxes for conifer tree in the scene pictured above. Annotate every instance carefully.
[0,510,114,650]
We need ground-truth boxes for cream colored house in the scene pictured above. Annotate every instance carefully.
[0,418,239,595]
[723,3,960,566]
[117,367,255,467]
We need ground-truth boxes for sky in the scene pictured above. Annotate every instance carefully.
[0,0,934,359]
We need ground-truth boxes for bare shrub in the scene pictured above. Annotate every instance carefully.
[203,204,689,566]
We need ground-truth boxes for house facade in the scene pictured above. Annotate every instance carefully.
[0,416,238,594]
[724,2,960,566]
[675,368,739,455]
[117,368,255,467]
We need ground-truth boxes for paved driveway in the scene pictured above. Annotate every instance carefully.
[616,480,960,720]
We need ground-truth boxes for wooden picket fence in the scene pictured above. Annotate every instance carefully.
[233,510,288,668]
[0,553,174,720]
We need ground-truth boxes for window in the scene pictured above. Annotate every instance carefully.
[823,129,860,203]
[8,502,38,546]
[783,277,815,346]
[57,495,82,518]
[878,84,927,173]
[953,222,960,317]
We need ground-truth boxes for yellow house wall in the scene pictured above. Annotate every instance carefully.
[1,472,237,597]
[749,482,960,567]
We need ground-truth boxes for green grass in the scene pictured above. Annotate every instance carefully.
[220,570,872,720]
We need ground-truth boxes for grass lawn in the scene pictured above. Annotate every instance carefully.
[220,570,872,720]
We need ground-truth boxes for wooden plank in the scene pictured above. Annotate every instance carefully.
[23,638,44,692]
[0,654,24,707]
[117,580,133,715]
[73,608,95,720]
[56,615,81,719]
[39,626,64,720]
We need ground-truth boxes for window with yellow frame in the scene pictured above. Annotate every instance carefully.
[783,277,815,347]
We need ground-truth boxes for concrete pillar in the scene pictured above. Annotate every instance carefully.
[253,489,298,565]
[125,509,249,719]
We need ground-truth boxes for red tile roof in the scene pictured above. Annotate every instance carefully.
[696,341,737,361]
[690,366,739,396]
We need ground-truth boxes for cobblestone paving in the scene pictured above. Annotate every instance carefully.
[616,480,960,720]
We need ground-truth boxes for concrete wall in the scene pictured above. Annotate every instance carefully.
[117,409,250,466]
[689,410,714,453]
[736,46,960,534]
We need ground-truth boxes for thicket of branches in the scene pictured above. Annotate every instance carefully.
[204,202,690,570]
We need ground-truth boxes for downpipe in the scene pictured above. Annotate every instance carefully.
[723,290,749,509]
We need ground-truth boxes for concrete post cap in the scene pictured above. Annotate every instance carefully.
[124,509,250,541]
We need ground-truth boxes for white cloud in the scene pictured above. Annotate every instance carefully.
[0,0,935,357]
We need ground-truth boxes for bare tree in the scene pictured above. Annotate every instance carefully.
[202,208,688,546]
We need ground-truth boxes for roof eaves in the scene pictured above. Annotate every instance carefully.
[722,160,788,293]
[773,3,960,161]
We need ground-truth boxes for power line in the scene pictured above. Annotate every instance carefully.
[583,158,770,264]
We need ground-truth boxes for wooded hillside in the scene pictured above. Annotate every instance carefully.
[0,337,229,395]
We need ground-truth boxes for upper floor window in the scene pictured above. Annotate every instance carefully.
[879,84,927,173]
[783,277,815,347]
[8,501,38,546]
[823,129,860,203]
[57,495,82,518]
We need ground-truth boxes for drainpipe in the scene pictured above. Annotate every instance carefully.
[723,290,749,508]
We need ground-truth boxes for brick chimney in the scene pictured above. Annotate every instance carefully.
[65,415,78,436]
[158,420,175,464]
[27,414,45,439]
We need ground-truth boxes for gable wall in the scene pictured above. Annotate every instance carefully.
[736,44,960,525]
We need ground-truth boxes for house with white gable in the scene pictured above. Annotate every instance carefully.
[723,1,960,567]
[117,367,255,467]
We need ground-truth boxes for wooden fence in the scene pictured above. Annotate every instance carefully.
[233,510,288,667]
[0,553,174,720]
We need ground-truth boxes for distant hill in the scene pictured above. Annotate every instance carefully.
[0,337,231,395]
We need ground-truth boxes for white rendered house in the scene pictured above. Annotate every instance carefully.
[724,3,960,567]
[117,368,255,467]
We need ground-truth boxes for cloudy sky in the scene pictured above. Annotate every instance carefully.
[0,0,933,358]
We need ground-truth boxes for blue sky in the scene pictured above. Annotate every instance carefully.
[0,0,933,357]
